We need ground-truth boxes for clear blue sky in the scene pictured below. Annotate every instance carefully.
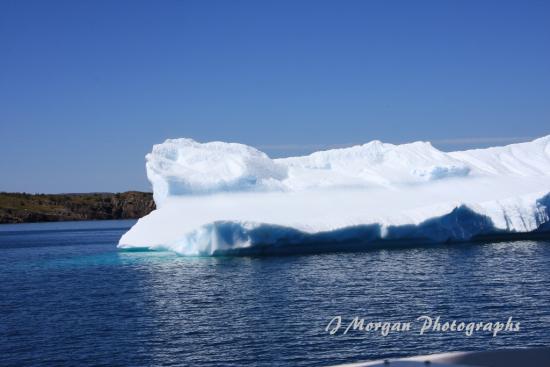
[1,0,549,193]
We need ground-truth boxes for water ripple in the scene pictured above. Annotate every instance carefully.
[1,222,549,366]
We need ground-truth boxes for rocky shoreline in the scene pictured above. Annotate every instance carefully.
[0,191,155,224]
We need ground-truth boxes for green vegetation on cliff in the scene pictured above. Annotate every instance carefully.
[0,191,155,224]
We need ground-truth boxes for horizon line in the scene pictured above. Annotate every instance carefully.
[257,135,538,152]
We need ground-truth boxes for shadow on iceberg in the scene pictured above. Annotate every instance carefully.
[535,193,550,232]
[209,204,550,256]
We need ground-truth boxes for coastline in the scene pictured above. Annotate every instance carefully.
[0,191,154,224]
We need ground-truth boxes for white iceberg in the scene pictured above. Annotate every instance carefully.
[119,135,550,256]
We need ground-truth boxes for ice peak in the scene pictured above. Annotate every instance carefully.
[145,135,550,205]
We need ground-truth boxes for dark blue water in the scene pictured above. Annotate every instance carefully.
[1,220,550,366]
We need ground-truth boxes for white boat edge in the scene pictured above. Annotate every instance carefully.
[329,347,550,366]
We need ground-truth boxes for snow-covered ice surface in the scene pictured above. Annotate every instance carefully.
[119,135,550,256]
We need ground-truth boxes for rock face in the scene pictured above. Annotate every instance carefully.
[0,191,155,224]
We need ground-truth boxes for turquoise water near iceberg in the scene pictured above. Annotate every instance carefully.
[1,220,550,366]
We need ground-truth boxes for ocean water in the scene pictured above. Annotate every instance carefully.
[1,220,550,367]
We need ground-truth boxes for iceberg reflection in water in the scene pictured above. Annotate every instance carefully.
[2,221,550,366]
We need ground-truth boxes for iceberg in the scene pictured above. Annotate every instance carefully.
[118,135,550,256]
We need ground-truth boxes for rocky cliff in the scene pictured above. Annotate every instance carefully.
[0,191,155,224]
